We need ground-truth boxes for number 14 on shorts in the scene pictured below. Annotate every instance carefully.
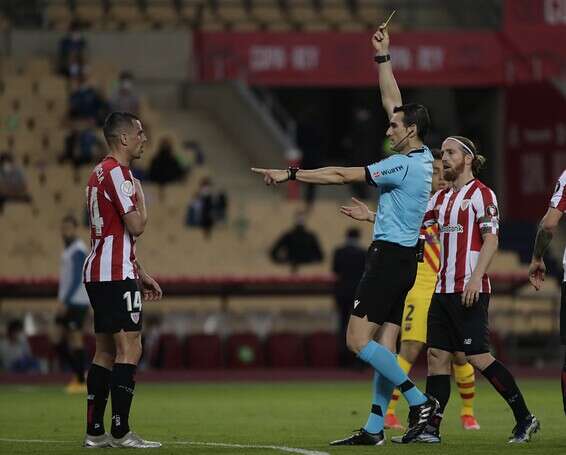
[123,291,142,312]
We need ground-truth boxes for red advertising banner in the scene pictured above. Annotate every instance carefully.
[505,82,566,221]
[196,31,505,87]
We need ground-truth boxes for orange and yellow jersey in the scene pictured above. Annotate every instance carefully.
[413,224,440,294]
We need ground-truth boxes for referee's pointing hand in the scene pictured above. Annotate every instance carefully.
[251,168,289,185]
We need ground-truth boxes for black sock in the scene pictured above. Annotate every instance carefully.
[111,363,137,439]
[562,352,566,416]
[482,360,530,422]
[72,349,86,383]
[426,375,451,431]
[86,363,111,436]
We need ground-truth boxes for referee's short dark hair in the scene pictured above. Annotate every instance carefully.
[393,103,430,141]
[103,112,140,146]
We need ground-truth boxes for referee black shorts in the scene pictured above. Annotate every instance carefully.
[427,292,490,355]
[85,279,143,334]
[351,240,418,326]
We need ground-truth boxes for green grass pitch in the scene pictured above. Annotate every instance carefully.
[0,379,564,454]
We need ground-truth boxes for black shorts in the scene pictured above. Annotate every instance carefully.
[352,240,418,325]
[561,282,566,345]
[56,305,88,331]
[85,279,143,334]
[427,293,490,355]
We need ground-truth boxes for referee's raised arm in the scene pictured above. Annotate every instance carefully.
[372,25,402,120]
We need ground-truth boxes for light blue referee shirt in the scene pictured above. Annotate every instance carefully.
[365,147,433,247]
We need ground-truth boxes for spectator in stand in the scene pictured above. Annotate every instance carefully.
[58,21,87,78]
[59,120,104,178]
[185,178,215,238]
[270,210,323,273]
[147,137,187,190]
[0,319,39,373]
[0,152,31,214]
[213,189,228,223]
[332,226,367,367]
[109,71,140,115]
[69,75,108,126]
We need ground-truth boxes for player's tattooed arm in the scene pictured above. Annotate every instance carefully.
[529,208,562,290]
[135,260,163,301]
[532,227,553,260]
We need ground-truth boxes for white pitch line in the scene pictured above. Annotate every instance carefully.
[0,438,330,455]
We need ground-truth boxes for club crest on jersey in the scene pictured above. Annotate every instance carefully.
[121,180,134,197]
[461,199,470,210]
[130,312,140,324]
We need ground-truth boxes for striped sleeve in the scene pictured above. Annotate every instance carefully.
[550,171,566,212]
[472,187,499,235]
[106,166,136,216]
[422,190,440,228]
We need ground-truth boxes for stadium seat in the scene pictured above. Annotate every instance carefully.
[146,1,180,28]
[153,333,184,369]
[305,331,339,368]
[108,1,146,29]
[266,333,306,368]
[185,334,224,369]
[45,3,72,30]
[226,333,264,368]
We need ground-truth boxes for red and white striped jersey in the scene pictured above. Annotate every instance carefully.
[83,156,138,283]
[423,179,499,294]
[549,170,566,282]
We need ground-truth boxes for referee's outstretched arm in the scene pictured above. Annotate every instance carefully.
[251,166,366,186]
[372,26,402,120]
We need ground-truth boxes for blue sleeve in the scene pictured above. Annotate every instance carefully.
[365,155,409,188]
[63,250,87,305]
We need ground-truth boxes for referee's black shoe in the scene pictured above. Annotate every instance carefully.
[392,394,440,444]
[508,414,540,443]
[329,428,385,446]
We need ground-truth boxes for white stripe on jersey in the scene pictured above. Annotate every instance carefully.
[550,170,566,210]
[99,236,114,281]
[110,167,134,214]
[122,230,135,279]
[84,239,100,283]
[444,188,466,293]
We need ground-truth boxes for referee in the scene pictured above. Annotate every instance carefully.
[252,25,437,445]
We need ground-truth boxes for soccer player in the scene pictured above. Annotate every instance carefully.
[82,112,163,449]
[252,25,439,446]
[395,136,539,444]
[528,168,566,415]
[341,150,481,431]
[55,214,90,394]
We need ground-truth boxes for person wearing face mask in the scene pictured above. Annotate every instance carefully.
[252,24,438,446]
[110,71,140,115]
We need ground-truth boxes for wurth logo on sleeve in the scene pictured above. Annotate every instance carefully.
[372,165,404,178]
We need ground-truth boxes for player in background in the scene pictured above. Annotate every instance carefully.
[252,24,438,446]
[82,112,162,449]
[341,149,480,431]
[394,136,538,444]
[528,169,566,415]
[55,214,90,394]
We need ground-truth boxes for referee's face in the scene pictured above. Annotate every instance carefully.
[387,112,412,152]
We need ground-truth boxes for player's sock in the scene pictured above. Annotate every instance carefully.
[364,371,395,433]
[110,363,137,439]
[453,362,476,416]
[426,374,450,431]
[72,348,86,383]
[55,341,73,371]
[386,356,412,416]
[358,341,426,406]
[562,352,566,416]
[86,363,111,436]
[481,360,530,422]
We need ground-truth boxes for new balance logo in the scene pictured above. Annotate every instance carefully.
[354,300,360,309]
[464,338,472,345]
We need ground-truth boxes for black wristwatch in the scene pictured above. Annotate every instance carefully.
[374,54,391,64]
[288,167,299,181]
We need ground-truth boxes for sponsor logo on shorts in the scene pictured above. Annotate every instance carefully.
[440,224,464,233]
[130,312,140,324]
[464,338,472,345]
[353,299,360,309]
